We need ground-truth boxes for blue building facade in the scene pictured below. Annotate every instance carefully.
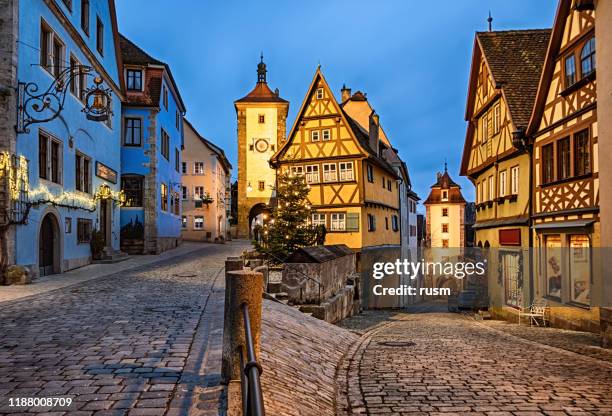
[10,0,124,277]
[118,35,185,254]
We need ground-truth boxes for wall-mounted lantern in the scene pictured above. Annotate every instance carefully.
[16,65,113,133]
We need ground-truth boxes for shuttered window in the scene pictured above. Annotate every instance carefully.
[346,213,359,232]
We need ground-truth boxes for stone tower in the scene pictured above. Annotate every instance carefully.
[234,56,288,238]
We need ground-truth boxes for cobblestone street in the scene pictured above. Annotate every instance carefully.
[338,305,612,416]
[0,241,250,416]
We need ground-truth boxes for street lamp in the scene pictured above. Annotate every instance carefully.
[16,65,113,133]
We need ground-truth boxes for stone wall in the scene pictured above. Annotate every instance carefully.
[359,245,403,309]
[259,299,358,415]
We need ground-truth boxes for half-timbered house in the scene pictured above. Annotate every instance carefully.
[460,28,550,319]
[527,0,601,331]
[270,68,401,251]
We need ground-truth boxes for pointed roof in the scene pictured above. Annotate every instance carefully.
[235,56,288,103]
[183,118,232,173]
[424,168,466,205]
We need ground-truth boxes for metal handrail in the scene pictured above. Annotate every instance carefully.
[240,303,265,416]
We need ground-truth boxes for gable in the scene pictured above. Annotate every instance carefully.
[273,69,367,162]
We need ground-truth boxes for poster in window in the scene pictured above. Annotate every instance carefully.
[569,235,590,305]
[545,235,562,299]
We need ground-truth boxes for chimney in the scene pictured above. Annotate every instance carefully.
[341,84,351,102]
[369,112,380,155]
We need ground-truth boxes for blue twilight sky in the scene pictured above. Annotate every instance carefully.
[115,0,557,210]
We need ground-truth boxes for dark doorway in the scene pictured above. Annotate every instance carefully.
[39,214,56,276]
[100,199,109,246]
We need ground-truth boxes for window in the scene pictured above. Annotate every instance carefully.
[258,181,265,191]
[442,208,448,217]
[574,129,591,176]
[493,104,501,134]
[69,55,86,100]
[387,179,391,191]
[330,213,346,231]
[172,192,180,215]
[311,213,326,227]
[194,216,204,229]
[322,129,331,141]
[161,129,170,160]
[581,37,596,78]
[75,152,91,193]
[557,137,571,180]
[442,224,449,233]
[126,69,142,91]
[316,88,324,99]
[346,213,359,231]
[52,33,64,78]
[381,177,385,188]
[77,218,92,244]
[442,190,448,201]
[367,214,376,232]
[291,166,304,176]
[565,55,576,87]
[123,118,142,146]
[305,165,319,183]
[311,130,320,142]
[488,176,494,201]
[194,161,205,174]
[442,239,449,248]
[502,253,522,308]
[39,132,61,184]
[182,186,188,200]
[121,175,143,207]
[40,22,52,71]
[339,162,354,181]
[258,114,265,124]
[542,143,555,184]
[181,216,187,229]
[323,163,337,182]
[569,234,590,305]
[385,217,389,230]
[161,183,168,211]
[510,166,519,195]
[194,186,204,199]
[181,162,187,174]
[391,215,399,232]
[81,0,89,35]
[482,114,489,141]
[96,16,103,55]
[162,85,168,109]
[544,235,562,299]
[366,164,374,182]
[175,148,180,172]
[499,170,507,198]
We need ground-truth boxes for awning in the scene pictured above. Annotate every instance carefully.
[472,216,529,230]
[533,219,595,230]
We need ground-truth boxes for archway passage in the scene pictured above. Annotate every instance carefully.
[39,214,59,276]
[248,203,271,239]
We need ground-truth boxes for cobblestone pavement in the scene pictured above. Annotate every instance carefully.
[0,241,250,416]
[339,307,612,416]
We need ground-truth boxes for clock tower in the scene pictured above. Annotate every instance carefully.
[234,56,289,238]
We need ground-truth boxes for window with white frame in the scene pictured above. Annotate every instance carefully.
[311,130,320,142]
[441,190,448,201]
[311,213,325,227]
[291,166,304,176]
[323,163,337,182]
[181,216,187,229]
[194,216,204,229]
[322,129,331,140]
[194,162,205,174]
[316,88,324,99]
[488,176,495,201]
[499,170,507,198]
[194,186,204,199]
[510,166,519,195]
[330,213,345,231]
[339,161,354,181]
[305,165,319,183]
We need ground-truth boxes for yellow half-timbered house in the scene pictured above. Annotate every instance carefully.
[461,28,550,318]
[527,0,600,331]
[270,68,400,250]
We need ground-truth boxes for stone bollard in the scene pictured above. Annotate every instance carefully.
[222,257,245,384]
[252,265,269,293]
[221,267,264,384]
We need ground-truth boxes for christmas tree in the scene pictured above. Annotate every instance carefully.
[255,171,325,260]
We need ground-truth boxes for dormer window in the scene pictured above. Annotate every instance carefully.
[580,37,596,78]
[316,88,324,100]
[442,190,448,201]
[126,69,142,91]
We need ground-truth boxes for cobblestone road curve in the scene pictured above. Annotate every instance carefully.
[0,242,249,416]
[342,311,612,416]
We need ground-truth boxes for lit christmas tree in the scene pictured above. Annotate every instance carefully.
[255,171,325,260]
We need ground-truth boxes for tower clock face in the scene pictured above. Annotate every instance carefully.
[254,138,269,153]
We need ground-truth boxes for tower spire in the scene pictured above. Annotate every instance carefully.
[444,158,448,173]
[257,53,267,83]
[487,11,493,32]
